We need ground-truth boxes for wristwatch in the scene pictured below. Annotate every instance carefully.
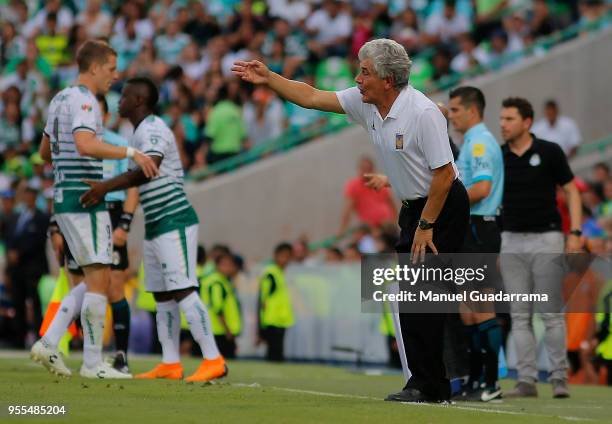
[569,229,582,237]
[418,218,435,230]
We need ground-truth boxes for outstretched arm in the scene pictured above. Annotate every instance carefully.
[232,60,345,114]
[80,156,162,207]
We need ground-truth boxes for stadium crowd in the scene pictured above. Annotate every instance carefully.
[1,0,611,180]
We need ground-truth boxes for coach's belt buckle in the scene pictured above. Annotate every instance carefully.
[483,216,496,222]
[401,199,415,208]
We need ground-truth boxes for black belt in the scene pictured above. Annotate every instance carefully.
[401,197,427,209]
[401,179,462,210]
[106,201,123,210]
[470,215,497,222]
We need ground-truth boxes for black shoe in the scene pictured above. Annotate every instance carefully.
[385,388,447,403]
[111,351,130,374]
[452,389,474,401]
[452,381,480,401]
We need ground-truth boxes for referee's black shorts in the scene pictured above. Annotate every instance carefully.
[64,201,129,273]
[461,215,501,291]
[461,215,501,254]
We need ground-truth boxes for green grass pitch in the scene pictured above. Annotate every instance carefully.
[1,352,611,423]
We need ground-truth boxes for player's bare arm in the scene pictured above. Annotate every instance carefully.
[80,155,162,207]
[113,188,139,247]
[232,60,345,114]
[74,130,159,178]
[39,134,52,163]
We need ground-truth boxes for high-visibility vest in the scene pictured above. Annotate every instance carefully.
[379,301,395,337]
[201,271,242,336]
[35,35,68,67]
[196,264,206,281]
[259,264,294,328]
[596,291,612,360]
[135,262,156,312]
[39,269,77,356]
[136,262,190,329]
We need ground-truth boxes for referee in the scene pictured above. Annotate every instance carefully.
[233,38,469,402]
[448,86,504,401]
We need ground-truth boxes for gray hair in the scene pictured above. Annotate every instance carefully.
[358,39,412,89]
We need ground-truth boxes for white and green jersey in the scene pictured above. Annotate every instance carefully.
[130,115,198,240]
[44,85,105,214]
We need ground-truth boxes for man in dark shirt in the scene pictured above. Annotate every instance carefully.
[498,97,582,399]
[5,185,49,348]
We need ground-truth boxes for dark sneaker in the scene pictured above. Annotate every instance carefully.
[551,379,570,399]
[385,388,447,403]
[453,388,475,401]
[111,351,130,375]
[505,381,538,398]
[452,381,480,401]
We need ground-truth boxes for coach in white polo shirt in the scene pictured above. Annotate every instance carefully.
[233,39,470,403]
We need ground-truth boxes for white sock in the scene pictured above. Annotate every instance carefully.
[179,292,220,360]
[81,292,107,368]
[42,282,86,349]
[156,300,180,364]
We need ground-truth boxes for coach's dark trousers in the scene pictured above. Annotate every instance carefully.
[395,178,469,400]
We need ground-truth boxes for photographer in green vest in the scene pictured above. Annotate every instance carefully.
[257,243,294,362]
[201,253,242,359]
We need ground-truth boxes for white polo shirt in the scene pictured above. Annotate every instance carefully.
[531,116,582,155]
[336,85,456,200]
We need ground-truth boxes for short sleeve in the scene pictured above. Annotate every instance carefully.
[137,124,167,158]
[71,94,97,134]
[549,142,574,186]
[470,141,494,182]
[336,87,368,128]
[416,107,453,170]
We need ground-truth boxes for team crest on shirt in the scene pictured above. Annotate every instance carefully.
[529,153,541,166]
[81,104,92,112]
[472,143,485,157]
[395,133,404,150]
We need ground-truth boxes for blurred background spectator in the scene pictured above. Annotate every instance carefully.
[532,99,583,158]
[338,156,396,237]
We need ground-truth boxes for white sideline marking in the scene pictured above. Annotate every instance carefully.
[445,404,594,421]
[233,383,594,421]
[233,383,377,400]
